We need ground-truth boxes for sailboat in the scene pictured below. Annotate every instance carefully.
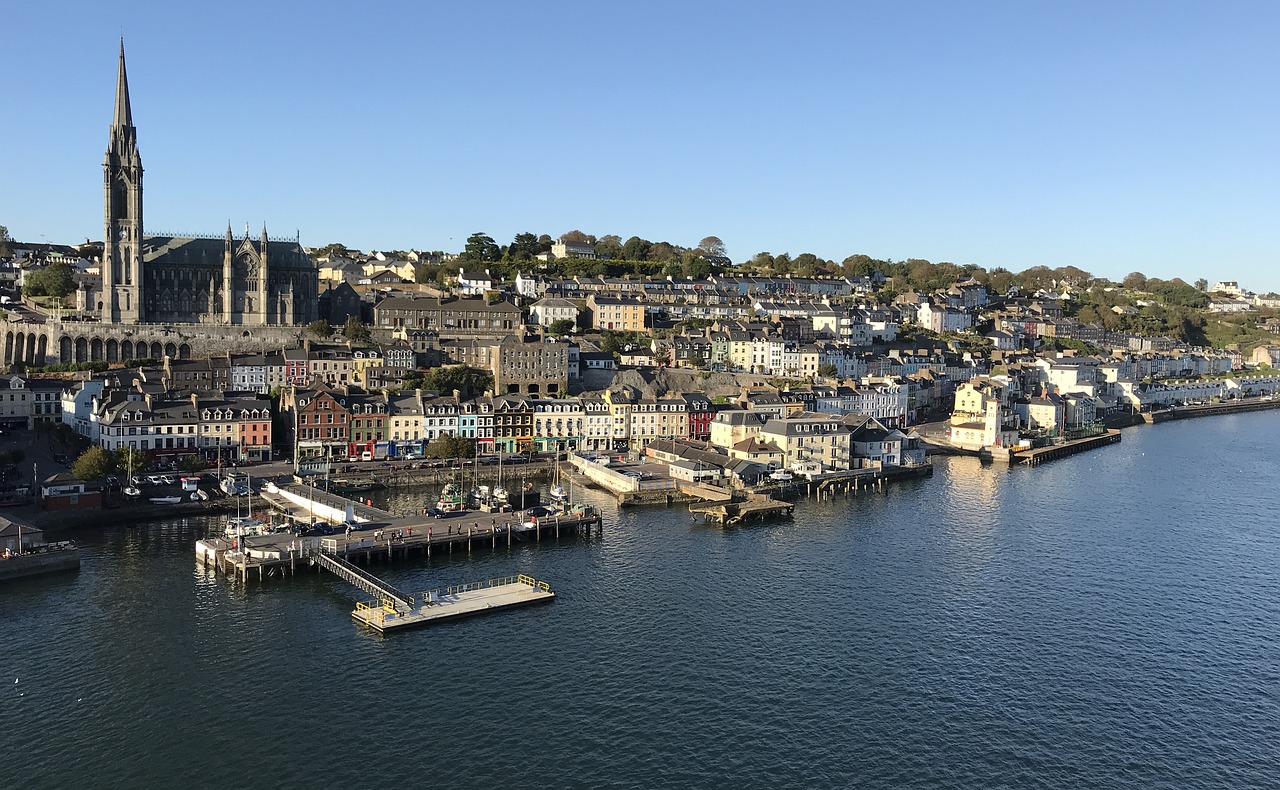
[123,450,141,498]
[225,472,266,536]
[548,451,568,503]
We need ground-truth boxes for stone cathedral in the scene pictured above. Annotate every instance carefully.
[92,41,318,326]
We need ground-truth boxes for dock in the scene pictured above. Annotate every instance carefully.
[690,495,795,526]
[351,574,555,632]
[1012,429,1122,466]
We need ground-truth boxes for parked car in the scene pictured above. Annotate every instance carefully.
[620,470,643,479]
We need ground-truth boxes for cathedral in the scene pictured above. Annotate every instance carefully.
[91,41,318,326]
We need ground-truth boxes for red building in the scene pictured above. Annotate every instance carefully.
[683,393,714,441]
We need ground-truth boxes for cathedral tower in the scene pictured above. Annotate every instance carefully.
[102,40,144,323]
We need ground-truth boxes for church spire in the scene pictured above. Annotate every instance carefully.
[113,38,133,130]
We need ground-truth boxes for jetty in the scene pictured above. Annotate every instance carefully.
[690,495,795,526]
[352,574,555,632]
[1010,429,1123,466]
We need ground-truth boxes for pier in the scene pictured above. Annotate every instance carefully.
[690,495,795,526]
[352,574,555,632]
[1012,430,1123,466]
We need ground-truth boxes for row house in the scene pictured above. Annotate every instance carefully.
[759,413,851,474]
[61,379,106,440]
[917,301,974,333]
[346,394,389,458]
[587,295,646,331]
[229,353,270,393]
[163,357,230,395]
[492,395,535,454]
[529,298,581,329]
[391,328,446,368]
[289,388,351,459]
[816,343,867,379]
[95,393,270,463]
[709,410,768,450]
[457,398,495,452]
[0,375,32,430]
[309,349,355,387]
[579,396,612,452]
[202,399,272,463]
[628,395,690,448]
[374,295,522,340]
[420,395,461,443]
[531,398,586,451]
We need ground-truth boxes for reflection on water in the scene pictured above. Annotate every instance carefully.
[5,415,1280,788]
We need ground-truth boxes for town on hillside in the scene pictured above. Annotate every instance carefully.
[4,236,1280,512]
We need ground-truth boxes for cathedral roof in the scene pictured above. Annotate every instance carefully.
[141,235,315,271]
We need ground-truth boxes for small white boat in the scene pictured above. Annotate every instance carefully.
[769,469,794,482]
[549,484,569,501]
[123,486,142,498]
[225,517,268,538]
[150,496,182,505]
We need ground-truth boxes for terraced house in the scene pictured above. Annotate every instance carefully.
[374,296,521,341]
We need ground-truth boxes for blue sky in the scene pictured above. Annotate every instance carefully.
[5,1,1278,290]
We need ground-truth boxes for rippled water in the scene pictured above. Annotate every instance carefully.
[4,415,1280,789]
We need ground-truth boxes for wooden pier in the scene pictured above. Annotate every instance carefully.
[352,574,555,632]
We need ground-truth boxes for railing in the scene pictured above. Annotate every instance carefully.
[412,573,552,602]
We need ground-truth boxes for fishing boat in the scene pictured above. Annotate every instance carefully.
[224,516,268,537]
[437,482,466,513]
[549,484,569,502]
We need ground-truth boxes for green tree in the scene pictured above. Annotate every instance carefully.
[425,433,475,459]
[0,225,12,257]
[622,236,651,261]
[25,261,76,298]
[559,230,597,244]
[177,454,206,473]
[1194,278,1209,292]
[342,317,371,342]
[697,236,726,257]
[509,232,541,261]
[461,232,500,263]
[307,319,333,338]
[1122,271,1149,291]
[818,363,838,378]
[548,318,576,335]
[595,235,623,259]
[71,446,114,481]
[422,365,493,396]
[115,446,150,477]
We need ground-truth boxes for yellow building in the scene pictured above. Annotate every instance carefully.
[588,295,645,331]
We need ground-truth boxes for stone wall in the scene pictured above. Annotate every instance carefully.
[1,317,304,366]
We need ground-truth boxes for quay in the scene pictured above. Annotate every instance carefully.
[197,482,602,584]
[351,574,555,632]
[0,543,80,582]
[1008,430,1123,466]
[1142,397,1280,424]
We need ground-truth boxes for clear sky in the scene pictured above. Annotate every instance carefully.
[5,1,1278,290]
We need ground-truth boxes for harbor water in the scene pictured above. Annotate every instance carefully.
[4,413,1280,788]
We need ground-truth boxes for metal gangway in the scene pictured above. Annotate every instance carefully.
[313,551,413,613]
